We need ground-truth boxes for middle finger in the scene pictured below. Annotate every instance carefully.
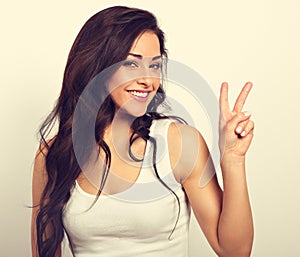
[233,82,253,113]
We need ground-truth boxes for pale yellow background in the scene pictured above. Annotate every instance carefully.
[1,0,299,256]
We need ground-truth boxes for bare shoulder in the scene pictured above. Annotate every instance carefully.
[35,137,55,158]
[167,122,207,154]
[168,122,204,139]
[167,122,208,183]
[33,138,55,175]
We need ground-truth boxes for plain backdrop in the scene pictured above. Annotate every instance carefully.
[1,0,300,256]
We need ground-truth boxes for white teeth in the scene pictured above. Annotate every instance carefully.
[128,90,149,98]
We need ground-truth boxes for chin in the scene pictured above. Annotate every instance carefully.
[116,97,153,118]
[126,107,148,118]
[115,105,148,119]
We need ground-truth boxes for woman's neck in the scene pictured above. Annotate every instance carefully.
[104,111,140,162]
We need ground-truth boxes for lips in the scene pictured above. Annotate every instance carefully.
[126,90,152,102]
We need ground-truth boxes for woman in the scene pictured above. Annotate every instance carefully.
[31,6,254,257]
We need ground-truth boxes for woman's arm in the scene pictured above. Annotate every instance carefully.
[217,82,254,255]
[31,145,62,257]
[169,82,254,257]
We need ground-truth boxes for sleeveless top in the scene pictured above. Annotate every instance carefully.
[62,119,191,257]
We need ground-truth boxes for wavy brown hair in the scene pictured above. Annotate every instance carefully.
[35,6,182,257]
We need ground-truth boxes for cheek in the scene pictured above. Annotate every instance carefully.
[153,78,161,90]
[108,81,133,108]
[109,68,137,92]
[109,87,125,107]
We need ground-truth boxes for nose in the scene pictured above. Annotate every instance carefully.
[136,76,154,88]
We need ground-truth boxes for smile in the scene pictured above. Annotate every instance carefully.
[127,90,150,98]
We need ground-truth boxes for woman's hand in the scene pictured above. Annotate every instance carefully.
[219,82,254,159]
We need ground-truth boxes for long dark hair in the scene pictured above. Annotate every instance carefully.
[35,6,181,257]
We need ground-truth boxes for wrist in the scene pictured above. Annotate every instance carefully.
[220,153,248,188]
[220,152,246,169]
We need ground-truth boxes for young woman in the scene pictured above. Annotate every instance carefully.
[31,6,254,257]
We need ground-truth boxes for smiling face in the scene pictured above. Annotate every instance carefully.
[108,31,162,117]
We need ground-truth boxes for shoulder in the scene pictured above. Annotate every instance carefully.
[32,138,56,200]
[153,118,203,140]
[34,138,55,172]
[167,122,209,183]
[168,121,202,139]
[167,122,207,153]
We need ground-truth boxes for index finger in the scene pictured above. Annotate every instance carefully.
[219,82,230,113]
[233,82,253,113]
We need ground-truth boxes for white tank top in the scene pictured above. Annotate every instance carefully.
[63,119,191,257]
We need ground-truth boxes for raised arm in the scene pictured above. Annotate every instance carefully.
[217,82,254,255]
[169,82,254,257]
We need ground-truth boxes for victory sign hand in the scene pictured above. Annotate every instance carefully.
[219,82,254,158]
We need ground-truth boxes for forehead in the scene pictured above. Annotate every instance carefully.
[129,31,160,57]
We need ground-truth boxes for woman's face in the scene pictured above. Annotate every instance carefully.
[108,31,162,117]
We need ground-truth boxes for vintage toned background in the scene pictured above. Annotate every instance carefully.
[1,0,299,256]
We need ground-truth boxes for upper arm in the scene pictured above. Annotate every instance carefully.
[31,143,61,257]
[168,122,223,255]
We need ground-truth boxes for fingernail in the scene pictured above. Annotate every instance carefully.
[243,111,251,117]
[236,126,243,134]
[246,82,253,92]
[241,131,246,137]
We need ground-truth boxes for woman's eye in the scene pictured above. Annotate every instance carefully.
[123,60,138,68]
[149,63,162,70]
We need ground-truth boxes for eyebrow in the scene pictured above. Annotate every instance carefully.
[128,53,162,61]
